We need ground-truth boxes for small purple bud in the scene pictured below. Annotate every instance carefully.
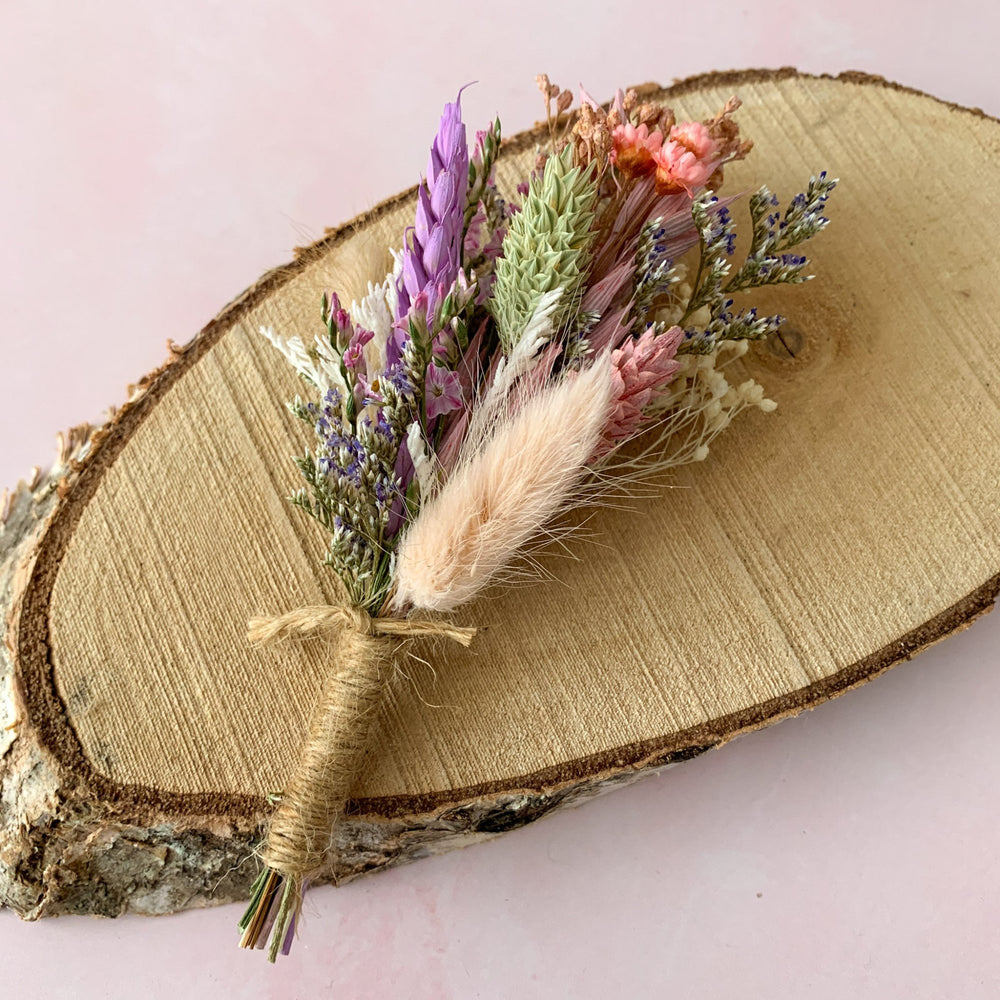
[422,226,447,278]
[386,326,409,367]
[430,171,457,220]
[402,249,427,299]
[415,186,433,245]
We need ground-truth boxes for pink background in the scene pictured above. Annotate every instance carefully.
[2,2,998,997]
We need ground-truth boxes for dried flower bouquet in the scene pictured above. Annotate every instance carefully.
[239,75,836,960]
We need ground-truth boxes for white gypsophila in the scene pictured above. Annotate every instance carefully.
[651,264,711,330]
[634,341,776,467]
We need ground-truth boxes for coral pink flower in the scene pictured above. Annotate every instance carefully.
[670,121,716,159]
[654,120,719,195]
[597,325,684,455]
[610,122,664,178]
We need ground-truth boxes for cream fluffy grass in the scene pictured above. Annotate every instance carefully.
[392,354,614,613]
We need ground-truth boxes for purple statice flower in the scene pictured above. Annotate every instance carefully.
[706,203,737,256]
[396,92,469,324]
[314,388,365,486]
[382,357,414,398]
[425,360,464,420]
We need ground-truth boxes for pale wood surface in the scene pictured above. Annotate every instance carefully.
[4,70,1000,917]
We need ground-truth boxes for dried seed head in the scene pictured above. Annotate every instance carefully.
[635,103,661,126]
[703,96,751,165]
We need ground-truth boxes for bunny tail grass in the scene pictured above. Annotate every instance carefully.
[392,354,614,614]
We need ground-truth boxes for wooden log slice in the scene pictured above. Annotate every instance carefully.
[4,68,1000,919]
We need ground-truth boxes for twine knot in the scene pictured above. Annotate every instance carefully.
[247,604,477,647]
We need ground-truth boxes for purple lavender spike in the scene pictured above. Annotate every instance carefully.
[423,227,447,277]
[388,89,471,520]
[402,233,429,300]
[396,92,469,323]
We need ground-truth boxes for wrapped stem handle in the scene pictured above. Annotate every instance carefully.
[239,605,475,960]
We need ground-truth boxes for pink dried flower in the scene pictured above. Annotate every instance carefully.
[610,122,664,179]
[654,121,719,195]
[425,360,464,420]
[463,205,489,258]
[670,121,716,159]
[598,325,684,454]
[343,327,374,370]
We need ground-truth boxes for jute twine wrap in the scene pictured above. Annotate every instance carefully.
[247,606,476,883]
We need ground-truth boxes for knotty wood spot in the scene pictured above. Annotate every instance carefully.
[748,322,826,378]
[766,326,805,359]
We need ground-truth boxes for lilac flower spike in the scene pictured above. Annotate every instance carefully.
[397,91,470,322]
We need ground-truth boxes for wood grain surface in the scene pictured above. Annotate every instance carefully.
[4,69,999,918]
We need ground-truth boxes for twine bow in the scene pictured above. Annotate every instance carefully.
[247,604,477,647]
